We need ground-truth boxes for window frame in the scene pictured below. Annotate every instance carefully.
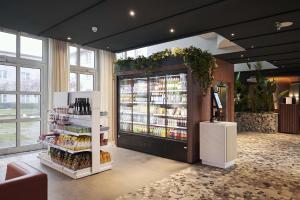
[68,44,97,92]
[0,27,47,155]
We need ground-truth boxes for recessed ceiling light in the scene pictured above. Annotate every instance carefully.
[275,21,293,31]
[240,54,244,58]
[230,33,235,37]
[129,10,135,17]
[67,36,72,40]
[251,45,254,49]
[92,26,98,33]
[170,28,175,33]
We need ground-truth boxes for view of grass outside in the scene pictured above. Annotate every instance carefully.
[0,37,43,151]
[20,121,40,146]
[0,122,16,148]
[0,107,40,149]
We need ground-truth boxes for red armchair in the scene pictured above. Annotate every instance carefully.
[0,161,47,200]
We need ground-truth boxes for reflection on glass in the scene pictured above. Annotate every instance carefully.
[166,73,187,141]
[69,46,77,65]
[69,73,77,91]
[120,79,132,132]
[20,95,40,118]
[149,76,166,137]
[0,122,16,149]
[0,94,16,119]
[0,65,16,91]
[0,31,16,57]
[20,36,43,61]
[20,121,40,146]
[80,74,93,91]
[20,67,40,92]
[132,78,147,134]
[80,48,94,68]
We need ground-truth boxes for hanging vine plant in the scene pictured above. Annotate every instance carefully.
[115,46,217,95]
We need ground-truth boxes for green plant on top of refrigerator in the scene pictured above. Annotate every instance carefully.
[115,47,217,96]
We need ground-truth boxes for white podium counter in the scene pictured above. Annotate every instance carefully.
[200,121,237,169]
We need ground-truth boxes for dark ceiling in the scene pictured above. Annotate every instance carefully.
[0,0,300,69]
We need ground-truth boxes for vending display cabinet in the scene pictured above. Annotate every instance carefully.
[116,63,202,163]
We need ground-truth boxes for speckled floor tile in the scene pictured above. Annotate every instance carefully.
[117,132,300,200]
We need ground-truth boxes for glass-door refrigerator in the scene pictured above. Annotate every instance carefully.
[166,73,188,141]
[118,72,189,162]
[119,79,132,132]
[149,75,166,138]
[132,78,148,134]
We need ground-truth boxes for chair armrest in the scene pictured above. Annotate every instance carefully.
[0,173,47,200]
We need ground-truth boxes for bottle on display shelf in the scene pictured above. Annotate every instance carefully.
[86,98,91,115]
[120,123,131,132]
[68,102,74,114]
[167,128,187,141]
[133,125,147,133]
[150,127,166,137]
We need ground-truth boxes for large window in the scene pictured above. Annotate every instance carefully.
[0,31,16,57]
[20,36,43,61]
[0,30,46,152]
[68,45,95,91]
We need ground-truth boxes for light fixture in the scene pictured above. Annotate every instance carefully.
[170,28,175,33]
[106,46,110,49]
[230,33,235,37]
[275,21,293,31]
[129,10,135,17]
[247,58,250,61]
[92,26,98,33]
[240,54,244,58]
[251,45,254,49]
[67,36,72,40]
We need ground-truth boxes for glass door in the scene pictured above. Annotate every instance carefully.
[119,79,133,132]
[132,78,148,134]
[166,73,188,141]
[149,76,166,138]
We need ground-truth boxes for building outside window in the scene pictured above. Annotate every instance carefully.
[68,45,96,91]
[0,70,7,80]
[0,29,46,153]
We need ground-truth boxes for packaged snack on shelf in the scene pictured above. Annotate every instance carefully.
[56,135,91,150]
[49,148,92,171]
[100,150,111,164]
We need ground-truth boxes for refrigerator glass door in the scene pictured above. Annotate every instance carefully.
[119,79,133,132]
[149,76,166,138]
[166,73,188,141]
[132,78,148,134]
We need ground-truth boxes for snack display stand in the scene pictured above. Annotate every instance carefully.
[38,91,112,179]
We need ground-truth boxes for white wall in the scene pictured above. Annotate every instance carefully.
[234,61,278,72]
[146,33,244,56]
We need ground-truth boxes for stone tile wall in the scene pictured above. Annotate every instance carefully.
[235,112,278,133]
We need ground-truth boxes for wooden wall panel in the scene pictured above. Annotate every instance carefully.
[279,104,299,134]
[200,59,234,122]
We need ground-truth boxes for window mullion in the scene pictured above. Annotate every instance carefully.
[16,65,20,147]
[16,32,20,59]
[77,47,80,67]
[77,73,80,91]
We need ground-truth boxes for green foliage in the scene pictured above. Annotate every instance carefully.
[115,47,217,95]
[235,62,277,113]
[234,72,249,112]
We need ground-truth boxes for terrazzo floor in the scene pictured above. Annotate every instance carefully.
[117,132,300,200]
